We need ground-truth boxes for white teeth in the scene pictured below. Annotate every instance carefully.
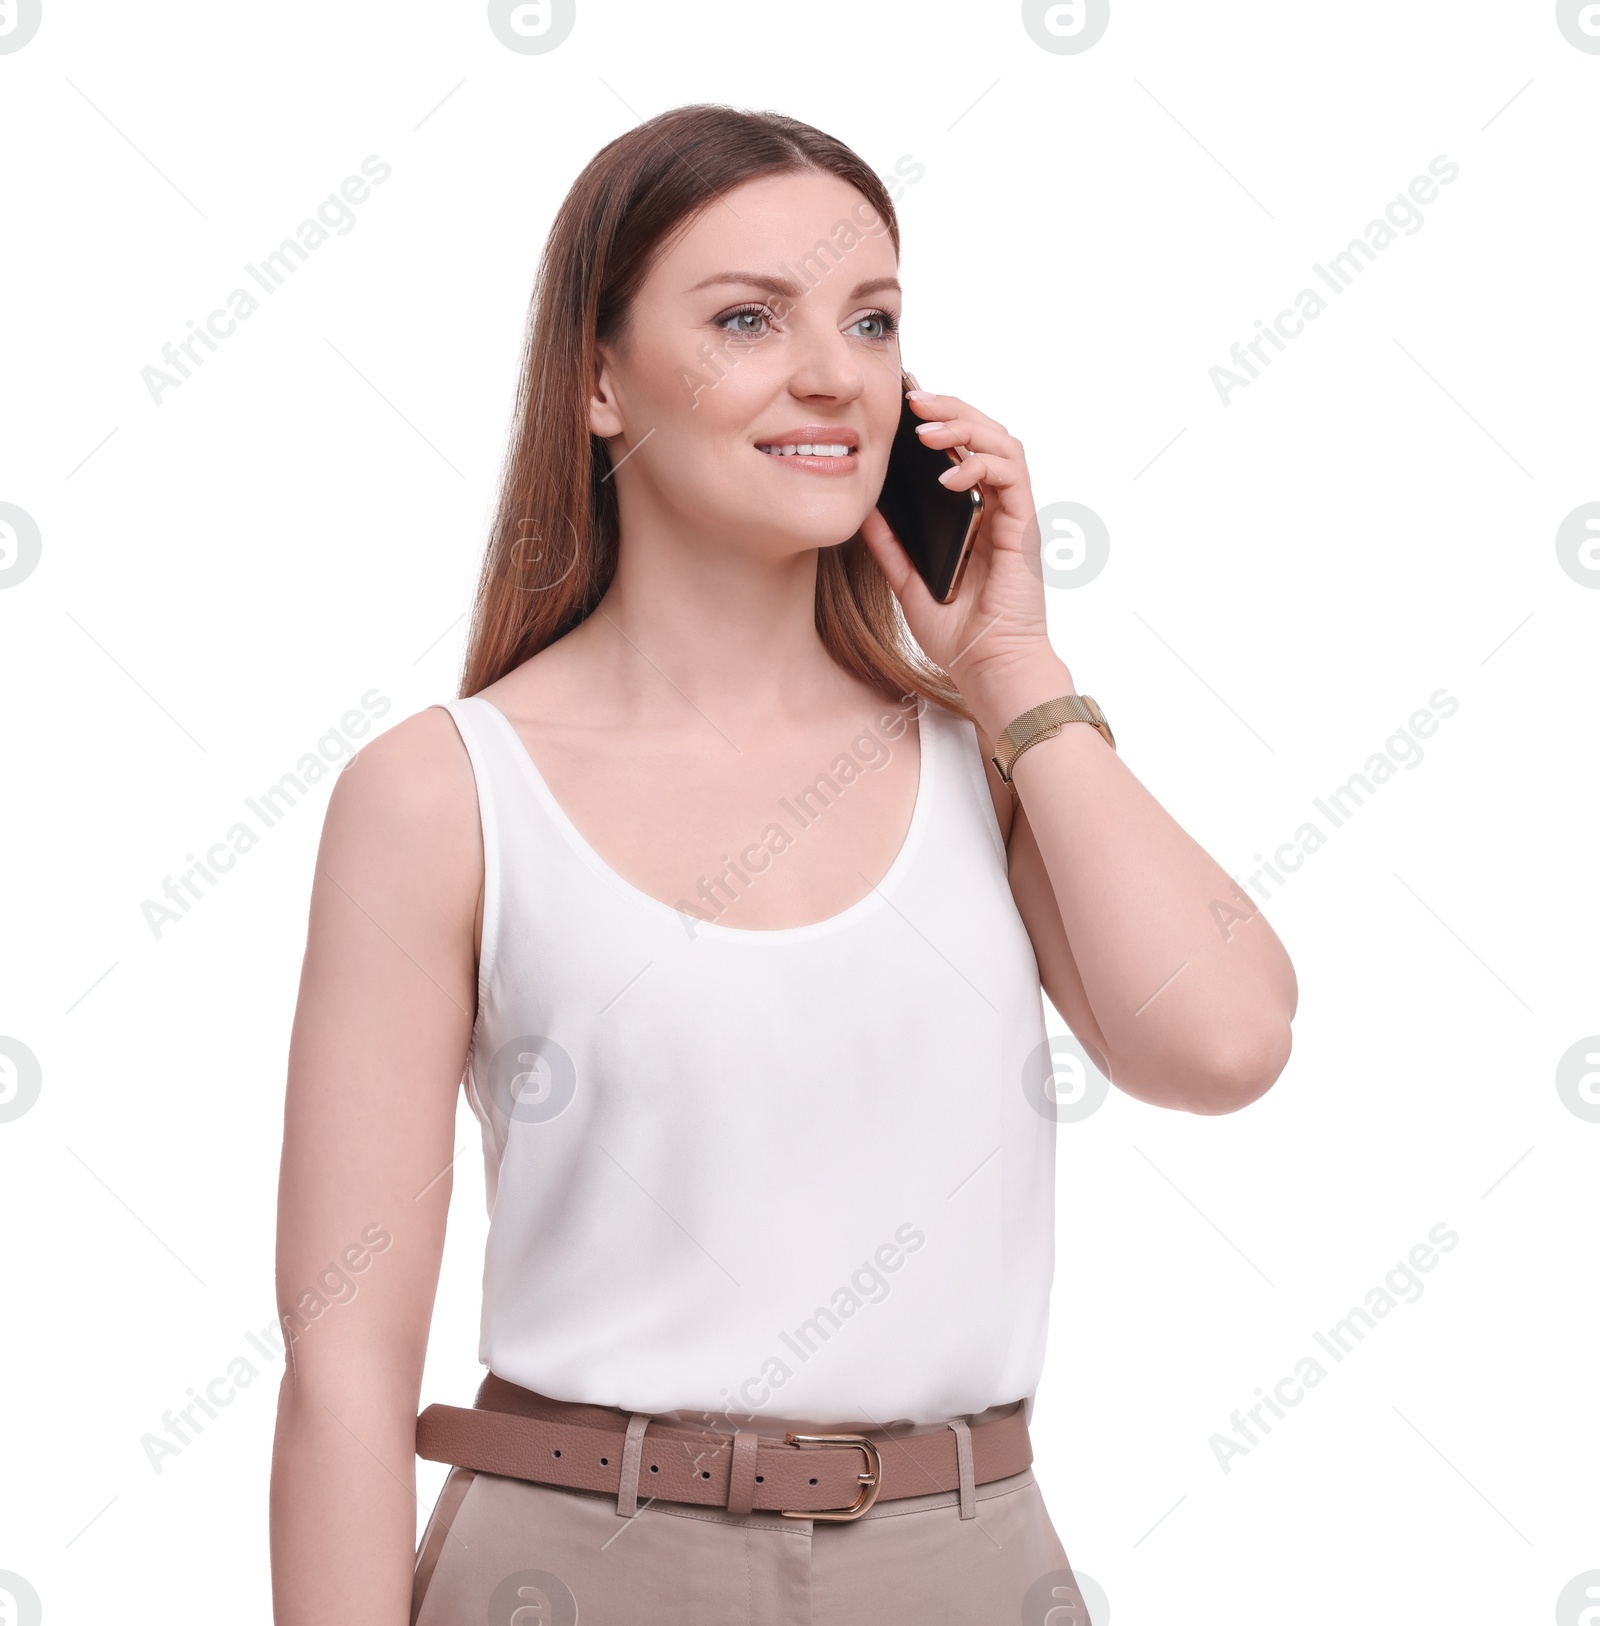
[759,443,852,457]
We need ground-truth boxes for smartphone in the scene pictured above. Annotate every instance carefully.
[873,369,984,604]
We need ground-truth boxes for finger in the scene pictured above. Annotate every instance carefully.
[905,391,1009,438]
[936,450,1023,493]
[914,417,1024,460]
[936,453,1036,552]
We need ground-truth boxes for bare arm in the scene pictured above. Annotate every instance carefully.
[270,706,482,1626]
[860,388,1296,1116]
[972,652,1298,1115]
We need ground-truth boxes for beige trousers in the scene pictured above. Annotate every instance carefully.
[412,1456,1090,1625]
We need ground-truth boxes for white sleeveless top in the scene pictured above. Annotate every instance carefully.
[440,692,1056,1429]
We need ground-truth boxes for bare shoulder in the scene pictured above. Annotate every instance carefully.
[327,702,476,832]
[317,703,482,914]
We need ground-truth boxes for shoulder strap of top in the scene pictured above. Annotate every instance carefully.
[435,695,520,1003]
[929,701,1008,868]
[437,693,607,996]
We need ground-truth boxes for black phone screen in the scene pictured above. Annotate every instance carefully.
[872,375,983,604]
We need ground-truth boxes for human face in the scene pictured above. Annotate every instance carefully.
[587,169,904,558]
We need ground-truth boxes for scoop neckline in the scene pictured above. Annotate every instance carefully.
[474,695,935,944]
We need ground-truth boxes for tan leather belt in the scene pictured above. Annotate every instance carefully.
[416,1375,1033,1522]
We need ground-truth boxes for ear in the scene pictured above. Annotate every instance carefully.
[588,342,625,440]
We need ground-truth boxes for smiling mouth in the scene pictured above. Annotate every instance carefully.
[755,442,857,458]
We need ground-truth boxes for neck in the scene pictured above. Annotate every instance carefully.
[580,520,858,726]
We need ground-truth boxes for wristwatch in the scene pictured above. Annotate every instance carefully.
[991,695,1115,785]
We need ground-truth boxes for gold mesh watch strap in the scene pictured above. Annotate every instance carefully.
[991,694,1114,784]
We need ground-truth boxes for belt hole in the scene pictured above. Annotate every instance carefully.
[700,1470,710,1479]
[552,1449,561,1458]
[600,1457,608,1465]
[649,1464,658,1473]
[809,1477,818,1485]
[755,1475,763,1483]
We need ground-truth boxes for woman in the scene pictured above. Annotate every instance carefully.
[269,103,1296,1625]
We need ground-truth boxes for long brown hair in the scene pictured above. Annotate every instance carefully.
[457,102,969,721]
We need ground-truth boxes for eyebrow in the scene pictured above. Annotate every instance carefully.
[688,271,902,301]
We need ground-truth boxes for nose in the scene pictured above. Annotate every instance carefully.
[783,313,869,406]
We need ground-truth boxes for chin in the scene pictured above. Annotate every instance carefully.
[752,508,867,556]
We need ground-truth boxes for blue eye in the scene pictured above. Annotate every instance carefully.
[713,305,901,341]
[851,310,899,341]
[717,304,774,336]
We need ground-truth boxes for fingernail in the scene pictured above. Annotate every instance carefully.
[937,466,960,484]
[915,421,944,434]
[907,390,936,400]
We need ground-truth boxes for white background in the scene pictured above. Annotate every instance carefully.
[2,2,1597,1622]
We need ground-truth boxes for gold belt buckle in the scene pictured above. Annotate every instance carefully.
[779,1431,883,1521]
